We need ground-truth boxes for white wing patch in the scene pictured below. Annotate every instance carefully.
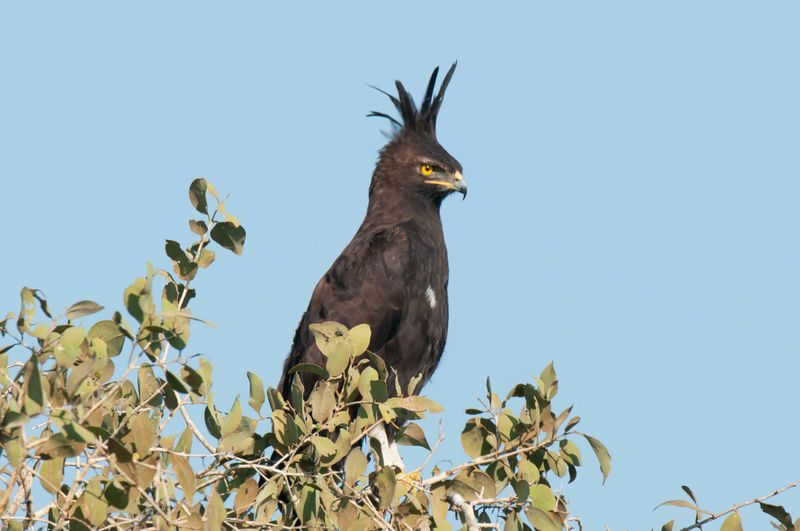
[425,285,437,309]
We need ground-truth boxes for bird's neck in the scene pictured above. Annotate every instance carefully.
[364,186,442,228]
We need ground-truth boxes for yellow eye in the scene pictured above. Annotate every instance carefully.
[420,164,434,176]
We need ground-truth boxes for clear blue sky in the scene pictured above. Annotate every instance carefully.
[2,2,798,529]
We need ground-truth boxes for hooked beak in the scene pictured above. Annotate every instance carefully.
[424,170,468,199]
[452,170,467,199]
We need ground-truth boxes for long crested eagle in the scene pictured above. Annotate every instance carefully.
[279,64,465,403]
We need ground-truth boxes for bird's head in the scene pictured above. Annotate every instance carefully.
[368,64,466,205]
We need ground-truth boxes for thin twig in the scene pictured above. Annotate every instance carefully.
[679,479,800,531]
[423,435,563,486]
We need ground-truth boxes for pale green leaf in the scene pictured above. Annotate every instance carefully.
[172,454,196,500]
[583,434,612,483]
[87,320,125,357]
[247,372,265,414]
[234,478,258,515]
[39,457,64,494]
[720,511,743,531]
[221,397,243,438]
[205,489,225,531]
[530,484,557,512]
[373,466,396,511]
[344,447,368,486]
[66,300,104,320]
[348,323,371,356]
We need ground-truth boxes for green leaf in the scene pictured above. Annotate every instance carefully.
[172,454,196,500]
[205,489,225,531]
[189,219,208,235]
[560,439,582,466]
[165,240,198,280]
[525,507,561,531]
[348,323,371,356]
[373,466,396,511]
[656,499,711,515]
[39,457,64,494]
[310,435,337,456]
[18,287,35,334]
[760,502,793,528]
[298,484,318,524]
[326,346,350,377]
[31,288,52,317]
[234,478,258,515]
[66,300,104,320]
[24,354,44,415]
[180,364,204,395]
[583,434,612,483]
[197,248,216,268]
[5,437,24,467]
[247,372,265,414]
[204,406,221,439]
[165,370,188,394]
[511,479,530,503]
[564,415,581,432]
[454,470,496,500]
[210,221,246,255]
[221,397,243,438]
[344,447,368,486]
[82,476,108,527]
[530,484,557,512]
[87,320,125,357]
[461,420,486,459]
[309,381,336,423]
[189,178,209,215]
[288,363,329,380]
[681,485,699,504]
[104,481,130,510]
[39,433,86,458]
[165,239,188,263]
[56,326,85,367]
[137,365,162,407]
[309,322,350,358]
[1,411,28,430]
[130,413,156,454]
[660,521,674,531]
[430,485,450,529]
[395,422,430,450]
[385,395,444,414]
[720,511,743,531]
[175,427,193,454]
[357,366,379,400]
[539,361,558,398]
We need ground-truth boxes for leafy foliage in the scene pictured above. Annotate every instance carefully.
[0,179,614,529]
[0,179,609,530]
[2,178,796,530]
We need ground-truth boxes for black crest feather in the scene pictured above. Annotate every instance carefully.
[368,63,457,137]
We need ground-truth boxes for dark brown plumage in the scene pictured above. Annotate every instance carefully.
[279,64,466,399]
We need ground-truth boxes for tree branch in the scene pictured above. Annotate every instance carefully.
[679,479,800,531]
[447,492,480,531]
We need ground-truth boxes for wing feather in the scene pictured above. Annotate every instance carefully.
[279,227,411,395]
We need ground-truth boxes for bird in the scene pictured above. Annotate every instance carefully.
[278,63,466,409]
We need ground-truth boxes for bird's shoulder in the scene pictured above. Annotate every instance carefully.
[330,224,416,283]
